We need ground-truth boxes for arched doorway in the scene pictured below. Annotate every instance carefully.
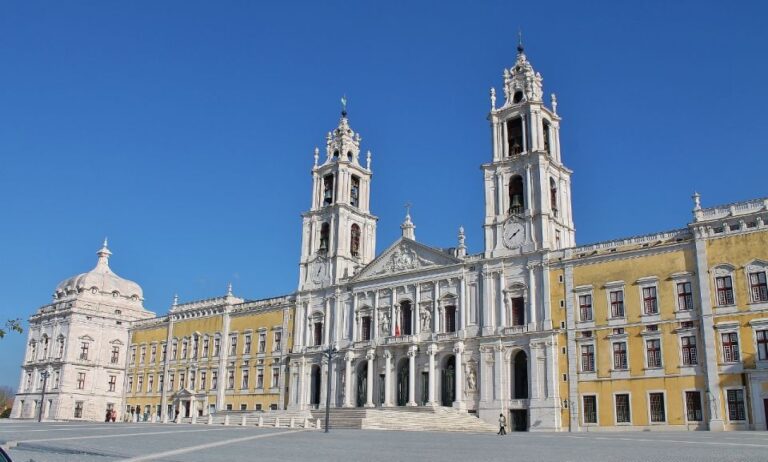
[512,350,528,399]
[356,362,367,407]
[441,355,456,406]
[310,365,321,408]
[396,359,409,406]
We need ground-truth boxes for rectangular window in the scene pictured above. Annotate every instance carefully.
[200,371,206,391]
[271,367,280,388]
[273,332,282,352]
[178,372,184,390]
[610,290,624,318]
[615,394,631,423]
[148,375,154,393]
[74,401,84,418]
[685,391,703,421]
[140,346,146,364]
[80,342,90,361]
[111,346,120,364]
[189,371,195,390]
[726,389,746,421]
[137,375,143,392]
[350,176,360,208]
[677,282,693,311]
[211,371,218,390]
[445,306,457,333]
[313,323,323,346]
[150,345,157,363]
[240,404,247,411]
[721,332,740,363]
[583,396,597,424]
[202,337,209,357]
[361,316,372,341]
[169,373,174,390]
[649,393,666,422]
[58,337,65,358]
[244,335,252,355]
[230,335,238,356]
[258,333,266,352]
[108,375,116,392]
[130,347,136,364]
[77,372,86,390]
[681,336,698,365]
[161,343,167,361]
[213,338,221,357]
[181,341,188,359]
[579,294,593,322]
[241,369,249,389]
[646,339,662,368]
[159,374,164,392]
[716,276,734,305]
[171,341,178,360]
[581,345,595,372]
[191,336,198,359]
[750,272,768,302]
[612,342,627,370]
[642,286,658,315]
[256,369,264,389]
[757,330,768,361]
[127,375,133,393]
[227,370,234,389]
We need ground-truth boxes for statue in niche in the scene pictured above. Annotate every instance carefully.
[380,311,391,336]
[420,308,432,333]
[466,365,477,392]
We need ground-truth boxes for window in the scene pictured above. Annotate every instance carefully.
[57,337,65,358]
[140,346,146,364]
[244,335,252,355]
[189,371,195,390]
[511,297,525,326]
[202,337,209,357]
[227,370,234,389]
[350,224,361,257]
[757,330,768,361]
[108,375,116,392]
[256,369,264,389]
[77,372,86,390]
[229,335,238,356]
[226,404,233,411]
[319,222,330,253]
[213,337,221,357]
[25,372,32,391]
[42,337,49,358]
[130,346,136,364]
[127,375,133,393]
[543,120,551,154]
[178,372,184,390]
[200,371,207,390]
[610,290,624,318]
[444,305,456,333]
[161,343,167,361]
[361,316,372,341]
[241,370,249,389]
[716,276,734,306]
[615,394,630,423]
[579,294,593,322]
[721,332,740,363]
[171,341,178,360]
[685,391,703,421]
[681,336,698,365]
[323,175,334,206]
[581,345,595,372]
[646,339,662,368]
[80,342,90,361]
[181,340,188,359]
[508,175,524,214]
[400,301,413,335]
[642,286,658,315]
[169,373,174,391]
[53,370,60,389]
[29,341,37,361]
[150,345,157,363]
[750,272,768,302]
[74,401,84,418]
[258,333,266,353]
[583,396,597,424]
[191,336,198,359]
[506,118,523,155]
[726,389,746,421]
[350,176,360,208]
[612,342,627,370]
[677,282,693,311]
[549,177,558,216]
[159,374,164,392]
[111,346,120,364]
[137,375,143,392]
[649,393,666,422]
[271,367,280,388]
[313,322,323,346]
[273,331,282,352]
[240,404,247,411]
[211,371,218,390]
[147,375,154,393]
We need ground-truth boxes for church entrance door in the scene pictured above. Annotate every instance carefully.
[396,360,409,406]
[310,365,321,409]
[441,355,455,406]
[356,363,367,407]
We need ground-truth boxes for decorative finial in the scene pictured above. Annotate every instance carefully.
[692,191,701,211]
[226,282,233,296]
[404,201,412,218]
[551,93,558,115]
[490,87,496,111]
[341,95,348,117]
[313,147,319,166]
[457,226,467,258]
[103,237,109,248]
[366,150,372,170]
[96,237,112,265]
[172,294,179,306]
[401,202,415,240]
[517,29,524,54]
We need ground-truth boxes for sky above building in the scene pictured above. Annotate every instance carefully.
[1,0,766,387]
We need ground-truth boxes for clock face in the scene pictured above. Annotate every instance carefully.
[310,259,328,284]
[503,220,526,249]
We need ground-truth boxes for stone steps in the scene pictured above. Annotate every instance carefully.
[310,407,497,433]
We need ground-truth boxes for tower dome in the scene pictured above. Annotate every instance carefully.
[53,239,144,302]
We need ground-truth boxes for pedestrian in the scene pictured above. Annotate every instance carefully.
[498,413,507,435]
[105,409,111,423]
[111,409,117,422]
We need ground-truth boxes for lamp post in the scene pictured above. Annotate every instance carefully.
[323,343,337,433]
[38,370,50,423]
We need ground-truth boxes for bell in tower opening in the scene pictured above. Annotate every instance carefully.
[509,176,525,215]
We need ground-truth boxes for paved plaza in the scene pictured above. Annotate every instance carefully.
[1,421,767,462]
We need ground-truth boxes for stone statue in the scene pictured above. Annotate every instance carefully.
[380,311,391,336]
[420,309,432,333]
[466,366,477,392]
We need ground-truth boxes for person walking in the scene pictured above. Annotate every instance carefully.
[498,413,507,435]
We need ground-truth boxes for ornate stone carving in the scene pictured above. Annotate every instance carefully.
[466,364,477,392]
[420,308,432,333]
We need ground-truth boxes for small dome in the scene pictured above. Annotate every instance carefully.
[54,240,143,301]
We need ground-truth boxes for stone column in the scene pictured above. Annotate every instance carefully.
[521,114,528,153]
[499,273,507,328]
[344,353,353,407]
[365,349,375,407]
[529,344,541,400]
[459,276,466,331]
[383,350,392,407]
[494,344,504,402]
[390,301,396,337]
[433,285,441,333]
[216,306,231,411]
[414,285,421,335]
[351,294,358,342]
[453,342,465,409]
[427,344,437,406]
[323,298,331,346]
[528,264,538,328]
[298,359,306,410]
[319,360,328,406]
[407,346,417,406]
[372,291,379,340]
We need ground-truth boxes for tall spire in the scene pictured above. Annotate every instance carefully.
[517,29,524,54]
[401,202,416,240]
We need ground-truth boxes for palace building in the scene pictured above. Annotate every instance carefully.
[12,44,768,431]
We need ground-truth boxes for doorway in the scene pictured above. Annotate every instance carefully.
[310,365,321,409]
[764,399,768,431]
[512,350,529,399]
[397,360,409,406]
[420,372,429,405]
[441,355,455,406]
[510,409,528,431]
[356,363,367,407]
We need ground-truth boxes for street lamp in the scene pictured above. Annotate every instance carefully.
[323,343,338,433]
[38,370,50,423]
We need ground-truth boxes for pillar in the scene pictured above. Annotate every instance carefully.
[383,350,392,407]
[372,291,379,340]
[454,342,465,409]
[344,353,353,407]
[365,350,375,407]
[407,346,417,406]
[499,272,507,328]
[351,293,358,342]
[427,344,437,406]
[433,285,441,333]
[414,284,421,335]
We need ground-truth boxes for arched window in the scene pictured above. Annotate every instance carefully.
[550,177,558,217]
[509,176,525,215]
[350,224,361,257]
[399,301,413,336]
[350,176,360,208]
[542,119,551,154]
[513,91,524,104]
[323,175,334,206]
[506,117,523,155]
[319,222,330,253]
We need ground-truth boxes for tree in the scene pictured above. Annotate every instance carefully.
[0,385,14,418]
[0,319,22,339]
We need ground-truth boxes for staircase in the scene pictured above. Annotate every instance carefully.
[310,406,497,433]
[180,409,314,428]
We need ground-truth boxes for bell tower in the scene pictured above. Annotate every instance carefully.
[298,104,378,291]
[483,41,575,258]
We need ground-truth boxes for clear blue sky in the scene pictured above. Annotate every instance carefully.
[1,0,766,387]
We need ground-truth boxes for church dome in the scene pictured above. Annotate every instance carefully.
[54,240,144,302]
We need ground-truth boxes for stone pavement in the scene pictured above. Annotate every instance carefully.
[1,421,767,462]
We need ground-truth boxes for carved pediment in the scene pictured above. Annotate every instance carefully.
[352,238,462,281]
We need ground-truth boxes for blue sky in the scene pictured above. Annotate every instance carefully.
[1,0,766,387]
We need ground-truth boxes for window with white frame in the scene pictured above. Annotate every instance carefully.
[229,335,238,356]
[677,282,694,311]
[200,371,207,390]
[685,391,703,421]
[612,342,627,370]
[256,369,264,389]
[649,393,666,422]
[615,394,630,423]
[583,395,597,424]
[258,332,266,352]
[241,369,249,389]
[147,375,154,392]
[77,372,86,390]
[757,329,768,361]
[273,331,282,352]
[579,294,593,322]
[202,337,209,357]
[646,339,662,368]
[581,344,595,372]
[271,367,280,388]
[749,271,768,302]
[726,389,746,421]
[140,346,146,364]
[715,275,735,306]
[150,345,157,363]
[137,375,143,392]
[721,332,740,363]
[244,334,252,355]
[108,375,116,392]
[642,286,658,315]
[681,335,697,365]
[610,290,624,318]
[227,370,234,389]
